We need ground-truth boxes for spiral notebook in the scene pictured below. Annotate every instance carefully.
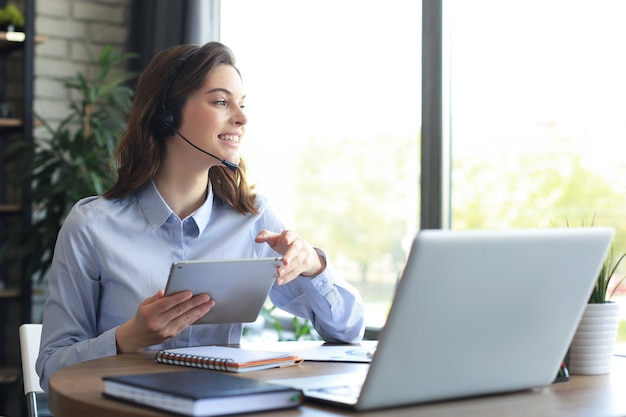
[155,345,303,372]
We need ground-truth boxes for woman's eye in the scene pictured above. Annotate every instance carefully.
[214,100,228,106]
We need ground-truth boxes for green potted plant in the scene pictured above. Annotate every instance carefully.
[1,45,136,286]
[0,3,24,32]
[589,248,626,303]
[569,247,626,375]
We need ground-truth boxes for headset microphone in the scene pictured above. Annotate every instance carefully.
[157,46,238,173]
[173,129,239,172]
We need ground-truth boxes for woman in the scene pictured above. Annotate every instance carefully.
[36,42,365,391]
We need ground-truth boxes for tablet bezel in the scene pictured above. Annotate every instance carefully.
[164,257,282,324]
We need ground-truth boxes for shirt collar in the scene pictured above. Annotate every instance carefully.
[192,183,214,235]
[137,180,214,234]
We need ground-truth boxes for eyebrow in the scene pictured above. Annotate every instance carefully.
[206,88,246,100]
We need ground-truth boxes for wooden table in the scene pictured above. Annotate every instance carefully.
[48,350,626,417]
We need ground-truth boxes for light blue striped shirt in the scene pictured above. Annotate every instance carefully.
[36,180,364,391]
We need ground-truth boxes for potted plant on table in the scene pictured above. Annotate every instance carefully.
[568,247,626,375]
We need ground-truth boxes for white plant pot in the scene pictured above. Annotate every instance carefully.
[569,302,620,375]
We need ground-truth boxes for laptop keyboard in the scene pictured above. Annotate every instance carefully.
[268,371,366,395]
[311,383,363,398]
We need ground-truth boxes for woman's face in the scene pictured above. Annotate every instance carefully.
[177,64,247,167]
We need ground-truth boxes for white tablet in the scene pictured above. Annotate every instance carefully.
[164,257,283,324]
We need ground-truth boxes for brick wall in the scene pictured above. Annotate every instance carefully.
[34,0,131,123]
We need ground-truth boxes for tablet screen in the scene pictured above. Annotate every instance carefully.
[164,257,282,324]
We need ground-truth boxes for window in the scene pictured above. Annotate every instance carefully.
[221,1,422,329]
[222,1,626,350]
[447,0,626,352]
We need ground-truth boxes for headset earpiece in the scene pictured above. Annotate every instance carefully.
[161,107,174,126]
[156,47,200,139]
[158,107,176,137]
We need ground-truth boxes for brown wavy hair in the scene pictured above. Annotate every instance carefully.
[103,42,257,214]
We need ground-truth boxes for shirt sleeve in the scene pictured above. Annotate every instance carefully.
[257,200,365,343]
[35,199,118,392]
[269,250,366,343]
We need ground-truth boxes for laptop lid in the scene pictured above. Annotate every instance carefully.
[351,227,613,410]
[268,228,613,409]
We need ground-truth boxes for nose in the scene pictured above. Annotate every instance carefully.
[231,107,248,126]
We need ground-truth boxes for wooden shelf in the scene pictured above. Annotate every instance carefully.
[0,117,42,134]
[0,118,21,126]
[0,204,21,214]
[0,368,20,384]
[0,288,20,299]
[0,31,46,53]
[0,117,22,133]
[0,1,37,410]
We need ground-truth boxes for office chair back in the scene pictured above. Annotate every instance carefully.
[19,324,52,417]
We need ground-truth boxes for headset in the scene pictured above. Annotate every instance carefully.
[156,46,200,138]
[155,46,239,172]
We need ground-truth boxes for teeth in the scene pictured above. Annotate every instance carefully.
[219,134,239,143]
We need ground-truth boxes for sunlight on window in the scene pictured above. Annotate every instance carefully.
[447,0,626,352]
[221,1,422,328]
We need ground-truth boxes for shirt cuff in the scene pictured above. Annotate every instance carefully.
[301,247,328,278]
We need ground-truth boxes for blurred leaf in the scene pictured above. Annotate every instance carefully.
[1,45,137,283]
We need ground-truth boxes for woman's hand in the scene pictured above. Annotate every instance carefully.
[255,229,326,285]
[115,290,215,353]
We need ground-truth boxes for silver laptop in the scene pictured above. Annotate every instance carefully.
[269,227,614,410]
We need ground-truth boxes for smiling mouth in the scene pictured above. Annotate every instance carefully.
[218,134,240,144]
